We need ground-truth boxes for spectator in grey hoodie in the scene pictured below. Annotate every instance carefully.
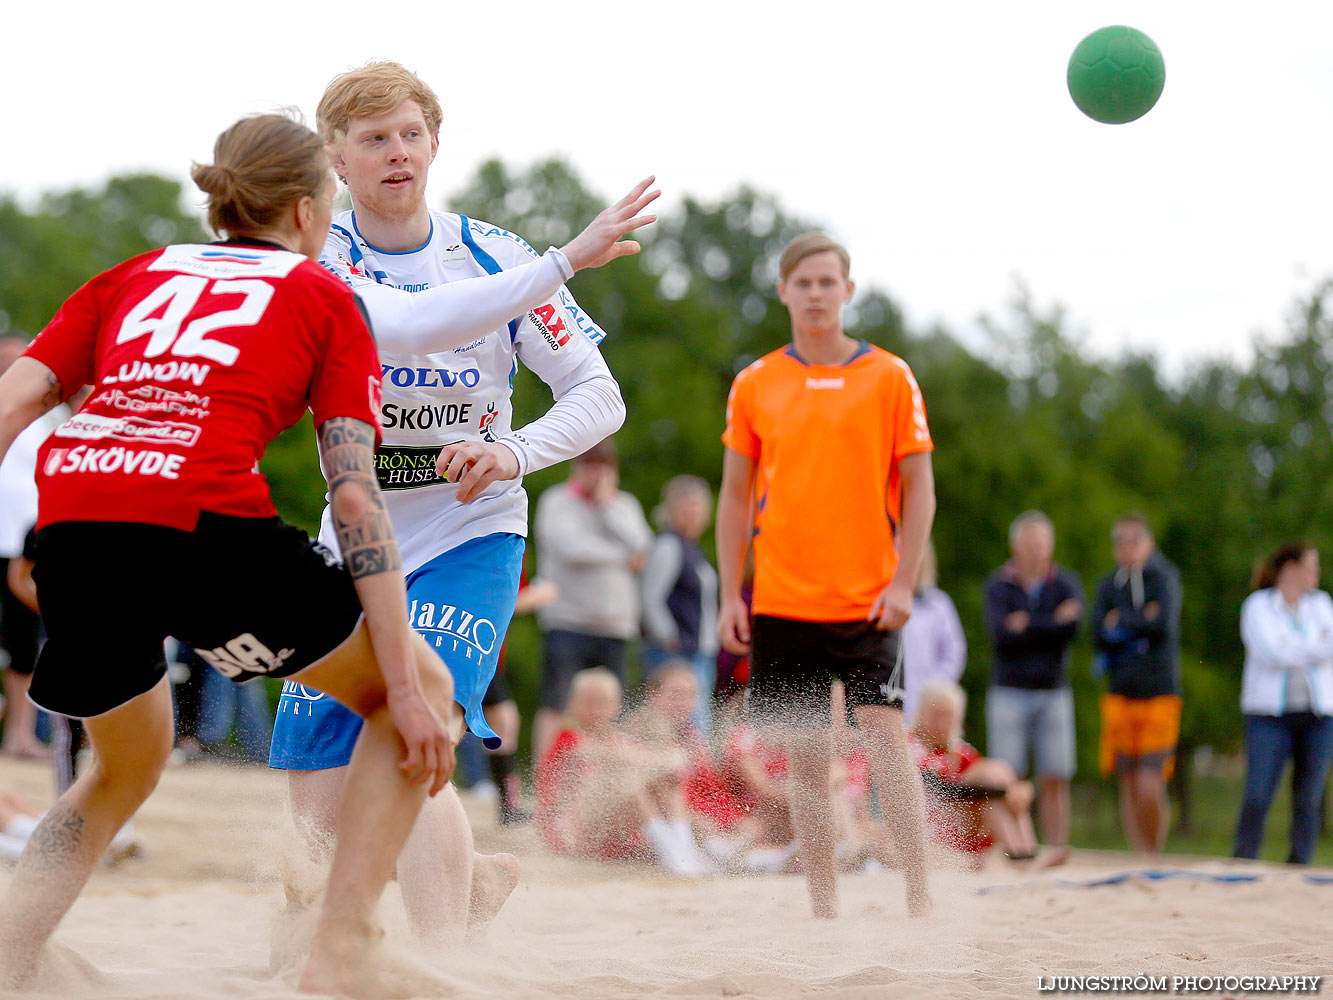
[533,439,652,759]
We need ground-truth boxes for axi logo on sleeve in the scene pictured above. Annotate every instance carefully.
[528,303,571,351]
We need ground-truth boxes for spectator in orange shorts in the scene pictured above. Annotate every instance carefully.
[1091,513,1183,855]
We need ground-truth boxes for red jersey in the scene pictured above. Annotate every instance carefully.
[908,732,981,783]
[536,728,644,859]
[25,242,381,531]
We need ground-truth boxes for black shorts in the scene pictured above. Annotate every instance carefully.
[482,667,512,707]
[747,614,904,727]
[30,513,364,719]
[538,629,628,709]
[0,557,42,676]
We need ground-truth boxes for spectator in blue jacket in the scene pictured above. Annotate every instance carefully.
[983,510,1083,865]
[1091,513,1182,855]
[642,475,719,733]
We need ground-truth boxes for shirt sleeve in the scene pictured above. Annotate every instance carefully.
[721,367,759,458]
[24,272,107,397]
[307,281,383,446]
[318,228,576,355]
[890,358,933,461]
[506,287,626,476]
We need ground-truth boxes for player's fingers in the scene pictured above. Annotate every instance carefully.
[623,213,658,234]
[614,176,655,210]
[421,739,442,791]
[433,740,456,795]
[400,739,425,782]
[612,240,642,259]
[457,453,497,502]
[434,444,462,476]
[623,188,661,220]
[436,444,473,480]
[441,448,477,484]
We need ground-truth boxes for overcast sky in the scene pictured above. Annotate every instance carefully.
[11,1,1333,372]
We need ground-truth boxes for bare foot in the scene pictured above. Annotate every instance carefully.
[467,852,519,940]
[298,919,385,999]
[2,743,50,761]
[1034,845,1072,869]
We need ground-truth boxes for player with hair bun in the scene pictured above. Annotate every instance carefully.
[0,112,456,997]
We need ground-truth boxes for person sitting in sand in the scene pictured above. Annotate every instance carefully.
[908,681,1053,869]
[718,696,796,857]
[537,668,713,877]
[624,663,792,869]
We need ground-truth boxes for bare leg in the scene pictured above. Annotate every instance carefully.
[398,781,473,950]
[1134,766,1169,853]
[854,705,930,917]
[786,728,838,918]
[286,624,454,996]
[1,670,45,758]
[532,707,562,764]
[483,700,527,824]
[0,677,174,987]
[286,752,516,950]
[1117,773,1147,853]
[980,800,1037,858]
[1037,777,1070,861]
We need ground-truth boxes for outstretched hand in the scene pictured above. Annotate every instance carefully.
[561,177,660,271]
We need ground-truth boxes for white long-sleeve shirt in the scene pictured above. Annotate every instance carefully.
[1239,588,1333,716]
[315,210,625,572]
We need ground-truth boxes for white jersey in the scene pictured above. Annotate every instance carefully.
[315,209,626,573]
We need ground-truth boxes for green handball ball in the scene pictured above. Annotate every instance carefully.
[1067,25,1165,124]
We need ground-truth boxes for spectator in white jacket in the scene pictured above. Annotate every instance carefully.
[1233,542,1333,864]
[901,541,967,725]
[641,475,720,733]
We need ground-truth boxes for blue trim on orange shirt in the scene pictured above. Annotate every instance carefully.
[784,340,872,367]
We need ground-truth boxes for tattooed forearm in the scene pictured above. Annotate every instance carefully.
[39,371,63,414]
[318,417,402,580]
[24,801,86,873]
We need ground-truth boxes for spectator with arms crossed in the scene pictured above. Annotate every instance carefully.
[1092,513,1182,855]
[982,510,1082,866]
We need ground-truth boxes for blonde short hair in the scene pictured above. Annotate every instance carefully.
[915,680,966,742]
[568,667,621,705]
[317,61,444,146]
[778,232,851,282]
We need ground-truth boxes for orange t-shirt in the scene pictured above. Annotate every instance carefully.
[722,341,932,621]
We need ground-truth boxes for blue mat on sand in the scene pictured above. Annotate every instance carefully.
[974,868,1333,895]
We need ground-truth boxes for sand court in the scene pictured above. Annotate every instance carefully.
[0,755,1326,999]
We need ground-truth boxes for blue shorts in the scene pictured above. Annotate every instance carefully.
[985,685,1077,780]
[268,532,524,770]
